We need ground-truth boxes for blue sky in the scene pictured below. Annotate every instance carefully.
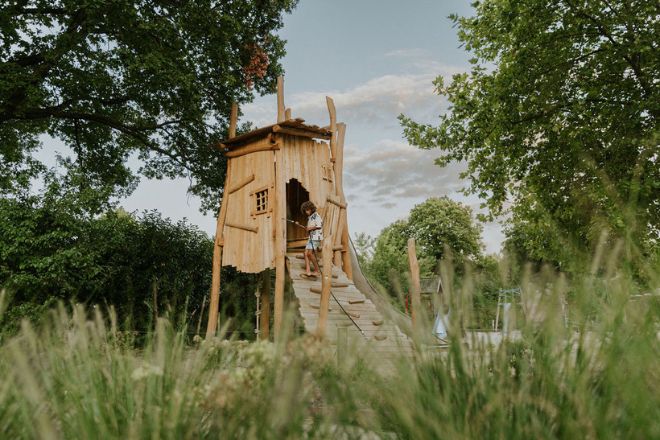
[122,0,506,253]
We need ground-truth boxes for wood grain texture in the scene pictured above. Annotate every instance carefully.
[408,238,421,331]
[229,102,238,138]
[316,234,334,338]
[206,160,232,338]
[227,173,255,194]
[273,148,287,340]
[277,76,285,123]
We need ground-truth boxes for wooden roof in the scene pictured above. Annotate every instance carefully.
[219,118,332,149]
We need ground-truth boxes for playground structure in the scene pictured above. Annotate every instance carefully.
[205,77,410,350]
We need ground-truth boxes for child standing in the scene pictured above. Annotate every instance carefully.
[300,201,322,277]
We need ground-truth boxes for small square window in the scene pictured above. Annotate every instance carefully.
[255,188,268,214]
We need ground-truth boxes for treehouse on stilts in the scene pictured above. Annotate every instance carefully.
[206,77,410,353]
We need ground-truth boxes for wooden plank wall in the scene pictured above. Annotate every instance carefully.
[221,146,275,273]
[221,134,341,273]
[279,135,334,210]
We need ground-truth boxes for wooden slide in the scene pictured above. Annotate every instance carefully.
[287,249,412,355]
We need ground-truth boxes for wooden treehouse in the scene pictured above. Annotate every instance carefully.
[206,77,410,352]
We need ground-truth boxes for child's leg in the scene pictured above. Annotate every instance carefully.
[310,243,321,274]
[304,249,312,275]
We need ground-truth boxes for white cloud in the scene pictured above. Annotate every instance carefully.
[242,68,461,129]
[344,139,465,207]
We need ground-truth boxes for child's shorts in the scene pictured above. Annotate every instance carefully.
[306,240,321,251]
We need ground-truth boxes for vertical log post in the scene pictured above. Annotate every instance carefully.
[408,238,422,336]
[285,108,292,120]
[326,96,337,161]
[316,234,334,338]
[273,147,287,340]
[229,102,238,138]
[206,162,232,339]
[260,270,271,340]
[277,76,285,123]
[334,122,352,279]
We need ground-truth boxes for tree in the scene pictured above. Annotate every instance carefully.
[369,197,484,297]
[401,0,659,270]
[0,0,297,210]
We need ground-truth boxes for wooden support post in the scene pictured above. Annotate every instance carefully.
[229,102,238,138]
[333,213,346,266]
[316,234,334,339]
[277,76,285,123]
[273,147,287,340]
[206,162,232,339]
[285,108,292,120]
[260,270,271,340]
[326,97,337,161]
[335,123,353,280]
[408,238,422,334]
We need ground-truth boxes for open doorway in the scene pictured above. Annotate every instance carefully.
[286,179,310,245]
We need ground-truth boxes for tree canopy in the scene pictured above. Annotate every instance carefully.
[401,0,659,269]
[1,0,297,211]
[367,197,484,297]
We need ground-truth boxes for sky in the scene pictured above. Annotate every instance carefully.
[97,0,505,253]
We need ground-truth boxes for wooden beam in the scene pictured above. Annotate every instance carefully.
[224,138,278,158]
[272,125,331,140]
[285,108,292,120]
[333,212,346,266]
[326,195,347,209]
[260,270,271,340]
[341,216,352,280]
[273,148,287,341]
[225,221,258,233]
[326,96,337,161]
[227,174,255,194]
[206,161,232,338]
[277,76,285,123]
[408,238,422,333]
[229,102,238,138]
[316,234,334,338]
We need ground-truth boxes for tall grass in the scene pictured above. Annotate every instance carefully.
[0,245,658,439]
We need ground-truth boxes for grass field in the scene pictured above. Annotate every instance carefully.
[1,251,658,439]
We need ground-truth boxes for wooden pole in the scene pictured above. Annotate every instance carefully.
[206,162,232,338]
[326,97,337,161]
[285,108,292,120]
[260,270,271,340]
[335,123,353,280]
[333,123,345,267]
[229,102,238,138]
[316,234,334,339]
[407,238,422,333]
[273,146,287,340]
[277,76,285,123]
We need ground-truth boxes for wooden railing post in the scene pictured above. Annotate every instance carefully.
[407,238,422,335]
[316,234,334,338]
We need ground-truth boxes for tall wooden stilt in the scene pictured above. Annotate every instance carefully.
[206,163,232,338]
[326,97,337,161]
[317,234,334,338]
[260,270,271,340]
[273,146,287,340]
[333,123,353,279]
[229,102,238,138]
[277,76,285,123]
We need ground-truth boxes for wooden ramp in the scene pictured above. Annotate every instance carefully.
[286,251,412,356]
